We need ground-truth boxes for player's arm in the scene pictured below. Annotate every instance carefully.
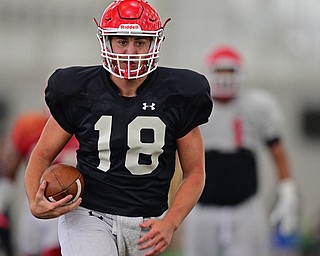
[0,139,23,181]
[138,126,205,255]
[24,116,81,219]
[269,141,292,180]
[163,126,205,229]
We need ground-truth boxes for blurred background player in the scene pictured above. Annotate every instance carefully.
[0,111,78,256]
[0,140,14,256]
[183,45,300,256]
[0,98,13,256]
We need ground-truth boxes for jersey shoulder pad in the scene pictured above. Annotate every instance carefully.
[244,88,278,108]
[48,65,102,95]
[158,67,211,95]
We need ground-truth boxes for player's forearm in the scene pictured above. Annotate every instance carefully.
[270,142,292,180]
[162,169,205,230]
[0,142,23,181]
[24,150,51,205]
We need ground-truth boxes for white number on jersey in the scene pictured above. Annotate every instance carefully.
[95,116,166,175]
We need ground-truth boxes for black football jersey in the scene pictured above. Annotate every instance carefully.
[45,65,213,217]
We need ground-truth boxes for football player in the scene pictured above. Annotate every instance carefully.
[0,111,78,256]
[0,136,14,256]
[24,1,213,256]
[183,45,299,256]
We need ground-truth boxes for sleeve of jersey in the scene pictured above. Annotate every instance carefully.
[176,76,213,139]
[45,70,76,134]
[250,89,283,144]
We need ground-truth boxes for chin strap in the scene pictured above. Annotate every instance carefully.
[270,179,299,236]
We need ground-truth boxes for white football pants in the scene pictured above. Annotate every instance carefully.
[183,195,271,256]
[58,206,162,256]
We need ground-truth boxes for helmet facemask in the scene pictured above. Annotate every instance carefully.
[209,66,241,99]
[97,27,165,79]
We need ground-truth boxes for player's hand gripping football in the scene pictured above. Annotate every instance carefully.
[138,218,175,256]
[30,180,82,219]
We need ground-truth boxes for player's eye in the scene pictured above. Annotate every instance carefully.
[117,40,128,46]
[135,39,151,48]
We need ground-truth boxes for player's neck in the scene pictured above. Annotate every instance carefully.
[110,74,147,97]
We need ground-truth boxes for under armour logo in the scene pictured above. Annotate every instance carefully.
[142,102,156,111]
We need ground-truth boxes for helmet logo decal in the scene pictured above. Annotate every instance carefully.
[119,24,141,30]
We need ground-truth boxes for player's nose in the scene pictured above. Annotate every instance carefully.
[125,42,138,55]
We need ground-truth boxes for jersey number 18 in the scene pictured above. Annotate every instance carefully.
[95,116,166,175]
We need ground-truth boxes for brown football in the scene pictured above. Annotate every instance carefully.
[41,163,84,205]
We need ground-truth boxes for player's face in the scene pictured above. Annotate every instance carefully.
[110,36,152,70]
[210,67,240,101]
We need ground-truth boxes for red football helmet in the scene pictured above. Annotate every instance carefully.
[11,112,48,156]
[204,46,242,99]
[95,0,169,79]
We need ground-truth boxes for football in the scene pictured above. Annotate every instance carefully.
[41,163,84,205]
